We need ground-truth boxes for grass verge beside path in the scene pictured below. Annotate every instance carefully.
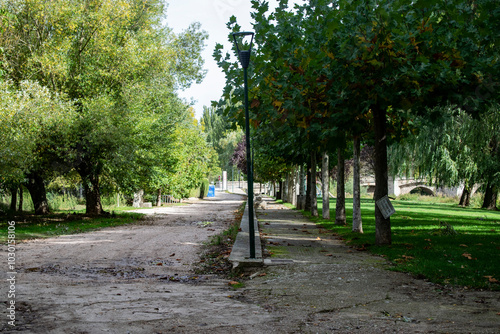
[0,212,144,243]
[290,198,499,291]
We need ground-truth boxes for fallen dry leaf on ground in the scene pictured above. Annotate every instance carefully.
[484,276,499,283]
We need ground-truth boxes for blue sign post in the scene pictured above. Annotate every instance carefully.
[207,185,215,198]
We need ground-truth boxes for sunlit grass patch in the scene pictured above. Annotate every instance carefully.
[0,212,144,243]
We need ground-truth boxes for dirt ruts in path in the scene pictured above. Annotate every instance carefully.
[0,192,281,333]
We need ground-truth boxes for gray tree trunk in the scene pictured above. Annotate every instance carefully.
[305,165,311,211]
[335,148,346,225]
[352,138,363,233]
[156,189,162,207]
[297,164,306,210]
[322,152,330,219]
[310,152,318,217]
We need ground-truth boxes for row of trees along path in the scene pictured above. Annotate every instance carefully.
[0,0,214,215]
[215,0,500,245]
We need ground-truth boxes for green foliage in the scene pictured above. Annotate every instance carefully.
[199,178,209,198]
[201,105,243,172]
[215,0,500,243]
[0,0,213,214]
[164,122,218,199]
[389,105,500,205]
[0,80,75,184]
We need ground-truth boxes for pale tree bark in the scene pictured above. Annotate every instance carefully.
[322,152,330,219]
[305,163,311,211]
[297,164,306,210]
[156,189,162,207]
[310,152,318,217]
[335,148,346,225]
[352,138,363,233]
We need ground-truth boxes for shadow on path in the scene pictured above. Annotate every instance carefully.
[237,197,500,334]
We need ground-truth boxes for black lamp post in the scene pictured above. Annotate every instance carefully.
[232,31,255,259]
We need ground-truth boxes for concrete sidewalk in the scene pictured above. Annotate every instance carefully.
[227,198,263,268]
[233,196,500,334]
[227,187,264,268]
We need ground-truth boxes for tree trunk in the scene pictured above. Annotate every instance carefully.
[373,106,391,245]
[25,172,50,215]
[297,164,306,210]
[305,163,311,211]
[482,181,498,210]
[156,189,162,206]
[283,174,289,203]
[335,148,346,225]
[352,137,363,233]
[9,187,17,212]
[81,173,105,215]
[310,152,318,217]
[18,186,23,212]
[322,152,330,219]
[459,182,472,207]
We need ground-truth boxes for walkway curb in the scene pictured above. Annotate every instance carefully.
[228,199,263,270]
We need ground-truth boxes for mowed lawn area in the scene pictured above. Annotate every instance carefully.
[303,197,500,291]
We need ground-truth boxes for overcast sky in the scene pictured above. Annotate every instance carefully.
[165,0,300,120]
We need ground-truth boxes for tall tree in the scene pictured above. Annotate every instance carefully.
[0,80,75,214]
[1,0,208,214]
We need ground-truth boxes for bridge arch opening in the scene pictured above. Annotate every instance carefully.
[409,186,435,196]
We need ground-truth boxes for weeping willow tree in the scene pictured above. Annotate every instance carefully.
[389,105,500,209]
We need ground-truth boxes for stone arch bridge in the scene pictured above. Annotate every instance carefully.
[363,177,463,197]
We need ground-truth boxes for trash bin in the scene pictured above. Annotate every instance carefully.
[207,185,215,197]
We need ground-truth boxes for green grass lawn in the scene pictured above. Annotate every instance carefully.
[303,197,500,291]
[0,211,144,243]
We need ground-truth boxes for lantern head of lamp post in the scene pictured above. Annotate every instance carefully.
[232,32,254,69]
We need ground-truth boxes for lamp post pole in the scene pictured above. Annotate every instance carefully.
[233,32,255,259]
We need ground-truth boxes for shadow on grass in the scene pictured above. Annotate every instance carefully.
[311,197,500,290]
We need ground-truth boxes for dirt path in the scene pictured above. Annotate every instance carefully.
[1,193,499,333]
[0,192,279,333]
